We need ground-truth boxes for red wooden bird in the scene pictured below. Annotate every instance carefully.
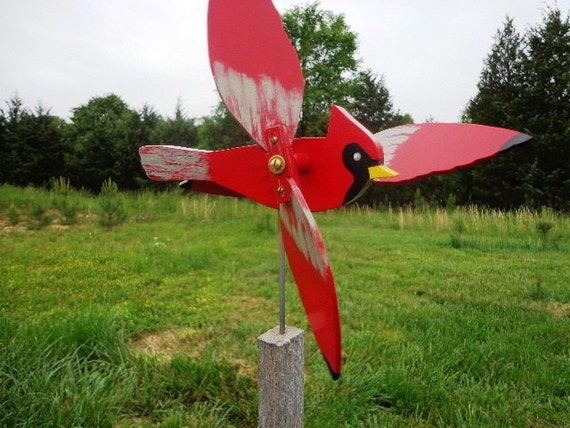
[140,0,530,379]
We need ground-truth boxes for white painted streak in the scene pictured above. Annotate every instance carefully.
[373,125,420,167]
[213,62,303,147]
[280,186,328,280]
[141,145,211,181]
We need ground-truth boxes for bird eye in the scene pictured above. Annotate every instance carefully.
[353,152,362,162]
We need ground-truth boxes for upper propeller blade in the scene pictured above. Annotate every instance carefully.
[374,123,531,183]
[279,178,342,379]
[208,0,305,150]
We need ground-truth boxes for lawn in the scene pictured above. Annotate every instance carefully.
[1,184,569,426]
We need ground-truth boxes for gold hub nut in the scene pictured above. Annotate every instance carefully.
[268,155,286,175]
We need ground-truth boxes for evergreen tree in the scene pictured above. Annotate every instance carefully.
[348,69,413,133]
[0,97,24,184]
[464,8,570,210]
[464,18,526,128]
[0,97,66,186]
[460,18,530,208]
[0,109,5,183]
[521,8,570,209]
[149,100,199,148]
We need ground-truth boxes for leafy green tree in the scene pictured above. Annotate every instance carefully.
[66,94,144,191]
[282,3,411,137]
[0,97,66,186]
[282,2,358,136]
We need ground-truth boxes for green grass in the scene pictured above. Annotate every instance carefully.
[1,184,569,426]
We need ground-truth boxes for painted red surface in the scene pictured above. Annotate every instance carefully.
[139,0,531,379]
[140,106,391,213]
[279,178,341,378]
[374,123,530,183]
[208,0,304,149]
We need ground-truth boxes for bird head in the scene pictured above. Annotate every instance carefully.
[326,105,399,205]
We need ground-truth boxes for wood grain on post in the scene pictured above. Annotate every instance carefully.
[257,326,304,428]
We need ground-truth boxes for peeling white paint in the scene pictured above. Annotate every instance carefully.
[280,183,328,280]
[374,125,420,167]
[140,145,211,181]
[213,61,303,148]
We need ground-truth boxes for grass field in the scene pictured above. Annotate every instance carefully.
[1,184,569,427]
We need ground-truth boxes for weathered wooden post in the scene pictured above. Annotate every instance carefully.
[258,326,304,428]
[256,237,304,427]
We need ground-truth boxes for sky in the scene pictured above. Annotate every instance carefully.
[1,0,568,124]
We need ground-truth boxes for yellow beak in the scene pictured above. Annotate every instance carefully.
[368,165,399,180]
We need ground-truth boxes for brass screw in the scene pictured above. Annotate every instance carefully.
[277,186,285,195]
[268,155,286,175]
[270,136,279,144]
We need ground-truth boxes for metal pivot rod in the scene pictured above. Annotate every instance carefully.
[279,230,286,335]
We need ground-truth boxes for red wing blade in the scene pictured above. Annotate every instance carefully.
[374,123,531,183]
[139,145,212,181]
[208,0,304,150]
[279,178,341,379]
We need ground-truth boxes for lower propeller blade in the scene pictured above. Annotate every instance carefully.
[279,178,342,379]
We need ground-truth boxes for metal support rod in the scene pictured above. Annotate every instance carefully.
[279,234,286,335]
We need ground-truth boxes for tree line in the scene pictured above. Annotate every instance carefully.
[371,6,570,211]
[1,4,568,211]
